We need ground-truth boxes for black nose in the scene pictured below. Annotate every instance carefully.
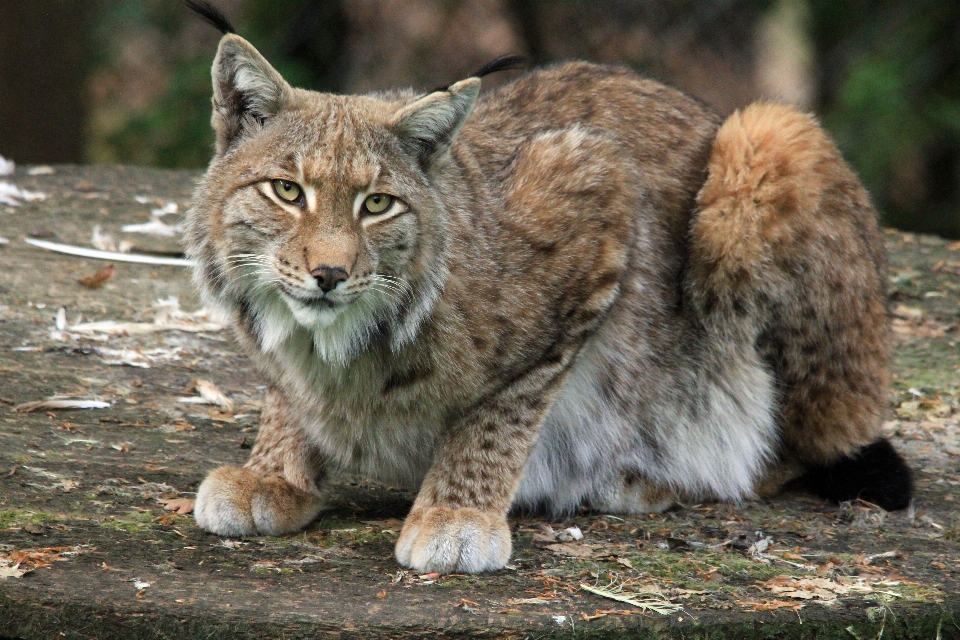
[310,265,348,293]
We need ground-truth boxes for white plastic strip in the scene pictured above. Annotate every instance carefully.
[24,237,194,266]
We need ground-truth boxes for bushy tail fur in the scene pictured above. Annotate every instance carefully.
[793,439,913,511]
[688,103,912,510]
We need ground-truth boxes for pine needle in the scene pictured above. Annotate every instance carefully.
[579,582,684,616]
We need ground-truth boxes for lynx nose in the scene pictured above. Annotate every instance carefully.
[310,265,348,293]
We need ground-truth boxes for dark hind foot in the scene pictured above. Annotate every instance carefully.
[794,439,913,511]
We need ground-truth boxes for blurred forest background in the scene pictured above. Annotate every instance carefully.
[1,0,958,235]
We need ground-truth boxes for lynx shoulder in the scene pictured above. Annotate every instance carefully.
[182,6,912,574]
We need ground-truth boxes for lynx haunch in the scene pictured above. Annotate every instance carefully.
[181,2,912,574]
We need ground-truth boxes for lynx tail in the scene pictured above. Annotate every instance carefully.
[690,102,912,511]
[688,102,838,309]
[794,440,913,511]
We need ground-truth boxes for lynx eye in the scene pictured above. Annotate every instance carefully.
[362,193,393,215]
[272,179,303,204]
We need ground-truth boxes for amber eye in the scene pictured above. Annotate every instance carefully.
[272,179,303,203]
[362,193,393,215]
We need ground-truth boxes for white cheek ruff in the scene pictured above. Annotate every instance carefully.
[285,296,348,329]
[279,287,398,365]
[252,291,298,353]
[218,244,439,366]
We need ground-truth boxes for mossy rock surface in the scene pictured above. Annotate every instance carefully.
[0,166,958,639]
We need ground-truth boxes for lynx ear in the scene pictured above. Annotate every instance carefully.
[389,78,481,170]
[211,34,292,153]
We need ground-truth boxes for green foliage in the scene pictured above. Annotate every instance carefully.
[89,0,347,168]
[812,0,960,235]
[0,510,56,529]
[101,57,216,168]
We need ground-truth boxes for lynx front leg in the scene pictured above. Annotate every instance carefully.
[396,360,572,574]
[194,387,326,536]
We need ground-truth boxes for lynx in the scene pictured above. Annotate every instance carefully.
[180,2,912,573]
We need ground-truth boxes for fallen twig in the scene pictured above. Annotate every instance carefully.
[580,582,683,616]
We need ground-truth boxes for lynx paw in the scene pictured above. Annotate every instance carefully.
[194,466,322,536]
[395,507,511,574]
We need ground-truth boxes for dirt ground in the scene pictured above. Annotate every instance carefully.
[0,165,957,639]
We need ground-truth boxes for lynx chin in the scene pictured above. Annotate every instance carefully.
[180,2,912,574]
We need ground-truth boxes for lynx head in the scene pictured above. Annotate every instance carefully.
[185,33,482,364]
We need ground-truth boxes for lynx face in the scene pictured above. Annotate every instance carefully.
[187,36,478,363]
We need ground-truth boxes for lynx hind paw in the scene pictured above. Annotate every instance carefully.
[194,466,323,537]
[395,507,512,574]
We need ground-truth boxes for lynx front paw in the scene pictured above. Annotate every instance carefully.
[194,466,323,537]
[395,507,511,574]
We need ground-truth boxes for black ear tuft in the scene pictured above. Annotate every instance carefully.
[469,54,529,79]
[185,0,236,35]
[794,439,913,511]
[430,55,529,94]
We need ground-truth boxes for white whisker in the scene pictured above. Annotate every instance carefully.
[369,274,414,300]
[367,285,401,301]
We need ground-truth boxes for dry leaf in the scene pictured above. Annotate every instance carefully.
[98,348,153,368]
[169,420,196,432]
[91,225,117,252]
[738,600,804,611]
[509,597,557,605]
[0,181,45,206]
[558,526,584,541]
[762,576,874,602]
[532,525,557,542]
[361,518,404,531]
[122,213,181,237]
[546,542,599,559]
[1,546,79,574]
[0,561,31,579]
[893,305,924,320]
[57,478,79,492]
[77,264,115,288]
[191,379,234,413]
[748,536,774,557]
[158,498,195,515]
[61,297,221,336]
